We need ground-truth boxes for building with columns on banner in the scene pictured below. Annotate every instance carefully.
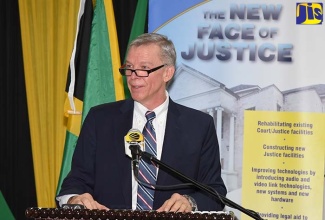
[168,64,325,193]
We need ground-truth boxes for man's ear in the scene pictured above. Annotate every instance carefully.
[163,66,175,82]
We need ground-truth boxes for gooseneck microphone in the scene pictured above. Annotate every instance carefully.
[128,130,264,220]
[124,128,144,177]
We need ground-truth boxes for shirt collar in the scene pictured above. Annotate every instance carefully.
[134,91,169,119]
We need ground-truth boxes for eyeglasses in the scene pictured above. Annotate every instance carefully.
[119,64,166,77]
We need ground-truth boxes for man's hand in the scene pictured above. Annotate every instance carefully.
[67,193,109,210]
[156,193,192,213]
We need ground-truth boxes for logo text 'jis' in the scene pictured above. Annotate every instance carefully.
[296,3,323,24]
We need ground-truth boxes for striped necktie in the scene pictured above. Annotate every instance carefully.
[136,111,157,210]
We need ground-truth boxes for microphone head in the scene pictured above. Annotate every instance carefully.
[124,128,145,158]
[125,128,144,143]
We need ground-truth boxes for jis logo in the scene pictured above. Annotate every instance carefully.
[296,3,323,24]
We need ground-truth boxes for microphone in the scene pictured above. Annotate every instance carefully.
[125,132,264,219]
[136,148,265,220]
[124,128,144,177]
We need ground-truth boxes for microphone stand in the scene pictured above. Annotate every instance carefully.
[139,150,265,220]
[129,144,140,177]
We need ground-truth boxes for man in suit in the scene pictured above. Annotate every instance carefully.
[57,33,227,212]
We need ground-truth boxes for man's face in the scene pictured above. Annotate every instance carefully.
[125,44,174,110]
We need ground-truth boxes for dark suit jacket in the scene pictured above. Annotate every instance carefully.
[58,98,227,211]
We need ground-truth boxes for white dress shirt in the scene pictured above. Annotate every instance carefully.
[131,93,169,210]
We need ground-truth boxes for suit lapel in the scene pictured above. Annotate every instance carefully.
[156,99,182,185]
[114,99,134,207]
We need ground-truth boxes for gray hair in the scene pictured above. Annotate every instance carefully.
[128,33,176,67]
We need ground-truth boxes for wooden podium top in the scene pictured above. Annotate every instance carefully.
[25,207,235,220]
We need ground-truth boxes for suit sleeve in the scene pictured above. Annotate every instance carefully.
[58,108,97,197]
[189,116,227,211]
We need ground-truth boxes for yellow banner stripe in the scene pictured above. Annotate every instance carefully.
[104,0,125,101]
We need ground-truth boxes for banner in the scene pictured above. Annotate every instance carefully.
[57,0,93,195]
[57,0,129,194]
[149,0,325,219]
[243,111,324,219]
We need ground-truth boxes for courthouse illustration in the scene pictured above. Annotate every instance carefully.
[168,64,325,192]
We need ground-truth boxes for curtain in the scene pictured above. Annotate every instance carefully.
[1,0,143,218]
[18,0,81,207]
[0,1,37,219]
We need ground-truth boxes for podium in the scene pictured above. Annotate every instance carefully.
[25,207,235,219]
